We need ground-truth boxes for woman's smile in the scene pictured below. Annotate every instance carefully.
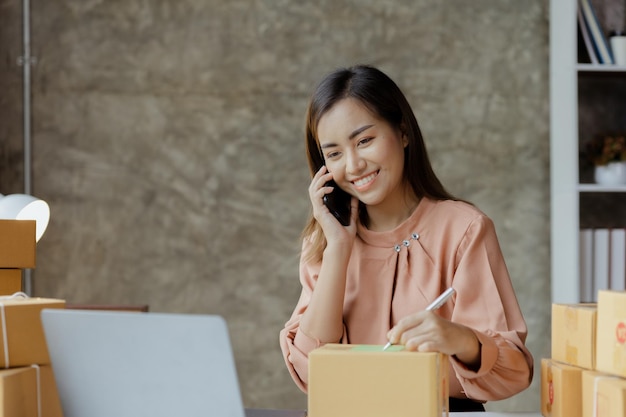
[352,170,379,191]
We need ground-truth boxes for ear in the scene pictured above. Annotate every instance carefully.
[401,130,409,148]
[399,124,409,147]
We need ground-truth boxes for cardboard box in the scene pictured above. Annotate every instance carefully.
[540,358,582,417]
[551,303,597,369]
[0,296,65,368]
[0,365,63,417]
[596,290,626,377]
[0,269,22,296]
[581,370,613,417]
[0,220,36,268]
[308,344,448,417]
[594,376,626,417]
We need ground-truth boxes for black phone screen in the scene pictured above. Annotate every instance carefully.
[322,181,351,226]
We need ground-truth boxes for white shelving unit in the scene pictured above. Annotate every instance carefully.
[550,0,626,303]
[550,0,580,304]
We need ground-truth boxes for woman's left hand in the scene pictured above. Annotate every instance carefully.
[386,312,481,370]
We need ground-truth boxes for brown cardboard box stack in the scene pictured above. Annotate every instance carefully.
[0,219,66,417]
[308,344,449,417]
[542,291,626,417]
[0,219,37,295]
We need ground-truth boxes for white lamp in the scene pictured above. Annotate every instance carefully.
[0,193,50,242]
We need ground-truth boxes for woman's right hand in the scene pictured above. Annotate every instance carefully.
[299,166,358,345]
[309,166,358,244]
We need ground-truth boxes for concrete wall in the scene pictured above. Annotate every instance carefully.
[0,0,550,411]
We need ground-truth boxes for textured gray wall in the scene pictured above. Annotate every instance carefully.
[0,0,550,412]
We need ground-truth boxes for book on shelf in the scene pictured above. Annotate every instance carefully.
[579,229,594,302]
[610,228,626,291]
[578,5,599,64]
[593,228,610,301]
[579,0,614,64]
[580,228,626,302]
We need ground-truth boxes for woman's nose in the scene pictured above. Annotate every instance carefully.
[345,151,366,174]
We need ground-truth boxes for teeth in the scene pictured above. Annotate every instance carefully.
[354,172,377,187]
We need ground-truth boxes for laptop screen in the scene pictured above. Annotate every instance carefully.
[41,309,246,417]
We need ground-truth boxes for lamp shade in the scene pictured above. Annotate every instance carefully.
[0,193,50,242]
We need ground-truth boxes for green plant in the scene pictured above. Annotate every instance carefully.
[583,134,626,166]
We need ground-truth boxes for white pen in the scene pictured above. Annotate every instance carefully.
[382,287,456,351]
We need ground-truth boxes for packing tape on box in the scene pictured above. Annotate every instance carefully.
[30,364,42,417]
[0,291,29,368]
[593,375,622,417]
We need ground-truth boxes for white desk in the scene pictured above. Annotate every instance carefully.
[245,410,541,417]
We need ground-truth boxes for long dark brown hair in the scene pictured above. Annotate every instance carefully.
[302,65,458,262]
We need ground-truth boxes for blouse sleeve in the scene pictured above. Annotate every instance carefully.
[278,240,347,393]
[449,214,534,401]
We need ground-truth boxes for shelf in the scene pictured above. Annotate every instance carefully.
[576,64,626,78]
[550,0,626,303]
[577,64,626,71]
[579,184,626,192]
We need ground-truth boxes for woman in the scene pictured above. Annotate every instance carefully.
[279,65,533,412]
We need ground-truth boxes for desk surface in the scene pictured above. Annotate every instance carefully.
[245,409,541,417]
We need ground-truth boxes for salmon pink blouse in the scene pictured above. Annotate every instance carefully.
[279,197,533,401]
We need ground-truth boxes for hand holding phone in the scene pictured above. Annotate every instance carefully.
[322,180,351,226]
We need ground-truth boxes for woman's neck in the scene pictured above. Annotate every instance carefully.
[365,188,421,232]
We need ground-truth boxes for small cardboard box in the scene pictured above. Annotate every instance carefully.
[551,303,597,369]
[592,375,626,417]
[0,296,65,368]
[0,220,36,268]
[596,290,626,378]
[308,344,449,417]
[581,370,613,417]
[0,365,63,417]
[540,358,582,417]
[0,269,22,296]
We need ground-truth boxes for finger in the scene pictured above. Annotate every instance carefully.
[386,326,403,345]
[386,327,413,346]
[398,324,430,346]
[313,166,335,185]
[388,310,444,346]
[314,186,333,203]
[389,313,427,340]
[350,196,359,211]
[313,174,334,193]
[313,165,327,178]
[315,175,335,196]
[405,336,439,352]
[309,170,334,199]
[403,319,462,354]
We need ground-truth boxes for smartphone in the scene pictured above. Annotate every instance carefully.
[323,180,352,226]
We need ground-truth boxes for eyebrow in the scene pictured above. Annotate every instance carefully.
[320,124,375,149]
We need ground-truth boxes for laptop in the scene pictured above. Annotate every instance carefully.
[41,309,250,417]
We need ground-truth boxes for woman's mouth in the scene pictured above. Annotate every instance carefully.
[352,171,378,189]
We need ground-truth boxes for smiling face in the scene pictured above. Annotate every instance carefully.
[317,97,411,214]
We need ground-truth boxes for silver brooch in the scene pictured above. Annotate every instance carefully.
[393,232,419,252]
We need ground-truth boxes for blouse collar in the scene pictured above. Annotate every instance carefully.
[357,197,435,248]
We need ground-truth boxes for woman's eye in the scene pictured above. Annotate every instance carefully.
[326,151,340,159]
[358,137,374,146]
